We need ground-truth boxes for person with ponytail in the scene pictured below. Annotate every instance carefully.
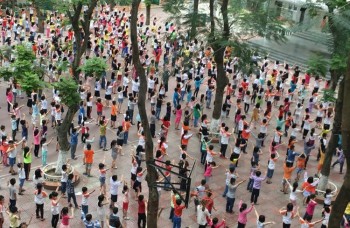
[59,207,74,228]
[49,191,61,228]
[237,200,254,228]
[197,200,211,228]
[34,183,47,221]
[303,194,317,221]
[279,203,297,228]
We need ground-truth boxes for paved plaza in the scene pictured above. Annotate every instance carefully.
[0,5,345,228]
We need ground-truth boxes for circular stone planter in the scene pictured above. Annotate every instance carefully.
[42,164,80,190]
[315,181,338,204]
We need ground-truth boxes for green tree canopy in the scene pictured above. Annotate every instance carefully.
[79,57,108,79]
[53,77,80,107]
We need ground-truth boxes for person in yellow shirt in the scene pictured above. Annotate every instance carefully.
[343,202,350,226]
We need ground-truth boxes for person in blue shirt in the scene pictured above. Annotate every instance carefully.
[286,145,300,166]
[81,211,101,228]
[78,101,85,125]
[70,128,80,160]
[172,88,180,109]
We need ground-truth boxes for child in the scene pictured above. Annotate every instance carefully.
[225,178,245,213]
[323,188,336,209]
[60,164,68,197]
[237,200,254,227]
[254,208,275,227]
[81,212,101,228]
[6,206,21,228]
[8,178,17,210]
[40,137,54,167]
[266,152,279,184]
[97,194,109,228]
[109,175,122,209]
[122,183,130,220]
[303,194,318,220]
[66,174,79,208]
[285,180,302,207]
[138,195,147,228]
[203,161,219,183]
[34,183,47,221]
[17,163,25,195]
[98,163,110,195]
[60,207,74,228]
[295,153,306,182]
[81,187,95,216]
[246,160,259,192]
[174,105,183,130]
[49,191,61,228]
[133,167,147,199]
[331,146,345,174]
[279,203,297,227]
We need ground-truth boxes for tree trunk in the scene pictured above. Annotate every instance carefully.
[146,4,151,26]
[328,51,350,227]
[108,0,116,10]
[318,78,343,190]
[131,1,159,227]
[55,105,79,174]
[190,0,199,39]
[210,0,229,132]
[36,8,45,34]
[55,1,97,169]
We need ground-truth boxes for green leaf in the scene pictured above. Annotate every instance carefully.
[53,77,80,107]
[79,57,107,79]
[307,54,329,78]
[19,72,46,93]
[321,89,337,103]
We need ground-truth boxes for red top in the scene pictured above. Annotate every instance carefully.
[174,204,186,217]
[203,196,214,211]
[96,102,103,112]
[138,200,146,214]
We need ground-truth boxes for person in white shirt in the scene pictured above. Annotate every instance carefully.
[109,175,122,209]
[197,203,211,227]
[147,76,155,99]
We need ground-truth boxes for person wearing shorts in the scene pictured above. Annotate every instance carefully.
[109,175,122,209]
[83,144,94,177]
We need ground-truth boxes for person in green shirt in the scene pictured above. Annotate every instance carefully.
[23,146,33,181]
[193,104,201,127]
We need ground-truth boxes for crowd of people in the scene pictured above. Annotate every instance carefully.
[0,3,348,228]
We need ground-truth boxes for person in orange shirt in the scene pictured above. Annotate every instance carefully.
[122,117,131,144]
[295,153,306,182]
[110,100,118,129]
[83,143,94,177]
[281,162,296,194]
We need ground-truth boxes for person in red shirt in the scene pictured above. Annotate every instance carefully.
[138,194,147,228]
[96,98,103,124]
[203,191,217,214]
[173,198,186,228]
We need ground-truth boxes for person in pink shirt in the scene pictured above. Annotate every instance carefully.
[60,207,74,228]
[303,194,318,221]
[33,127,41,158]
[204,161,219,184]
[237,200,254,228]
[6,87,13,112]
